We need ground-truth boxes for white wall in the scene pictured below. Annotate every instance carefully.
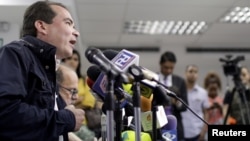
[0,23,20,47]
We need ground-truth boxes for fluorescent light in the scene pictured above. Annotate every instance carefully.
[221,6,250,24]
[124,20,207,35]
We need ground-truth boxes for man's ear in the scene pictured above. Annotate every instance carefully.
[34,20,47,35]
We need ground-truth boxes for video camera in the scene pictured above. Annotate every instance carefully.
[219,55,245,77]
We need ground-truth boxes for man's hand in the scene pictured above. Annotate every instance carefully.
[65,105,85,131]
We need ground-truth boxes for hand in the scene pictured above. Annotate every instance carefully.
[171,98,181,107]
[65,105,85,131]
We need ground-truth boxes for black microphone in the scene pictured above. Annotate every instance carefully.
[85,47,128,84]
[85,47,117,75]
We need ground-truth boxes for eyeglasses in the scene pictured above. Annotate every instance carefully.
[59,84,78,98]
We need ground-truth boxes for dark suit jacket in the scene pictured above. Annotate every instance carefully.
[159,74,188,141]
[171,74,188,141]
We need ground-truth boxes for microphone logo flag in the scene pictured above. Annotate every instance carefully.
[113,50,139,70]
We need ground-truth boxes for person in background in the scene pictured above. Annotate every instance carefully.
[56,64,97,141]
[0,1,84,141]
[62,49,97,110]
[223,66,250,125]
[181,65,210,141]
[62,49,102,138]
[158,51,188,141]
[203,72,224,125]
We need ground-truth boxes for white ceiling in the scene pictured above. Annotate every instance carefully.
[1,0,250,49]
[75,0,250,48]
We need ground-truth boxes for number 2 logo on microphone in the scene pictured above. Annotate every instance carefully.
[113,51,136,69]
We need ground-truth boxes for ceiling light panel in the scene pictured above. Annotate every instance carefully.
[221,6,250,23]
[124,20,207,35]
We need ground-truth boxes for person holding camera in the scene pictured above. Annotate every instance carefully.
[223,66,250,125]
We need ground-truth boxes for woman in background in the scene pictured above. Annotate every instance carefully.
[204,72,224,125]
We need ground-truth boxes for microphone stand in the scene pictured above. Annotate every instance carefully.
[151,101,158,141]
[151,85,171,141]
[105,71,116,141]
[115,95,123,141]
[129,65,144,141]
[224,75,250,125]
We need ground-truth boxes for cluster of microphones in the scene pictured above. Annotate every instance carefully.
[85,47,179,141]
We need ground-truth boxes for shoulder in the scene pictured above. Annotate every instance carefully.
[172,74,185,82]
[0,40,30,61]
[195,85,207,95]
[1,40,24,52]
[1,40,33,57]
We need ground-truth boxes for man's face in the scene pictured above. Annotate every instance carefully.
[59,70,79,105]
[185,66,198,84]
[160,61,175,76]
[43,5,80,59]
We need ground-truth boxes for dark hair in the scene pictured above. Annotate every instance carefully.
[62,49,83,79]
[204,72,222,90]
[21,1,67,37]
[159,51,177,64]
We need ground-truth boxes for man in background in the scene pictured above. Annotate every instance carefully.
[57,64,97,141]
[181,65,209,141]
[158,51,188,141]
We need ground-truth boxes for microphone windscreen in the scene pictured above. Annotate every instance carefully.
[122,83,133,95]
[121,130,152,141]
[161,115,178,141]
[122,83,153,112]
[86,49,118,81]
[87,65,101,81]
[165,115,177,130]
[103,49,119,60]
[140,95,153,112]
[86,77,94,89]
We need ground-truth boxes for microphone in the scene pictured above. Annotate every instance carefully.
[91,49,140,99]
[88,49,171,106]
[128,65,177,98]
[161,115,178,141]
[87,65,152,114]
[92,49,174,102]
[85,47,128,83]
[87,65,101,83]
[85,47,115,74]
[86,77,106,103]
[86,77,95,89]
[121,130,152,141]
